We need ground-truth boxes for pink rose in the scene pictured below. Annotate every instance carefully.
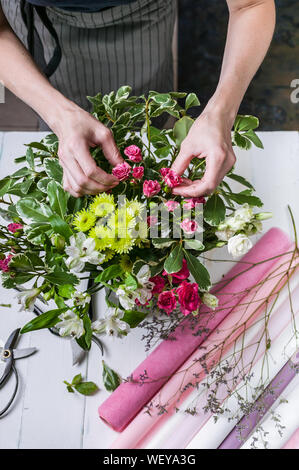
[7,223,23,233]
[147,216,158,227]
[112,162,131,181]
[180,218,198,234]
[160,168,182,188]
[149,275,165,294]
[164,200,180,212]
[0,254,13,273]
[176,280,200,316]
[163,259,190,283]
[132,166,144,179]
[183,197,206,210]
[143,180,161,198]
[124,145,143,163]
[158,290,177,314]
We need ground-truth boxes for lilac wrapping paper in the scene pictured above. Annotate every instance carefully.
[218,349,299,449]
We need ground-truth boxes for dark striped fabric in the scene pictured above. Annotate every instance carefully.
[1,0,176,112]
[26,1,135,13]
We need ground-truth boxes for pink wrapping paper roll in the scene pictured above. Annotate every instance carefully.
[99,228,292,432]
[111,245,297,448]
[147,283,299,449]
[282,428,299,449]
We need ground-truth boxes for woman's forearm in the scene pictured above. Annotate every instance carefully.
[205,0,276,123]
[0,6,75,130]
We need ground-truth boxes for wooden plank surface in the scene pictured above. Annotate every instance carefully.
[0,131,298,449]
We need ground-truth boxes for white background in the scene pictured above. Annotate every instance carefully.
[0,131,298,449]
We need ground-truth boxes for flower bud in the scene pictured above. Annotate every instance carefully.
[51,234,65,252]
[254,212,273,221]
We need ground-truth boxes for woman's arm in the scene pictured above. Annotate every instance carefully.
[0,6,122,197]
[171,0,276,198]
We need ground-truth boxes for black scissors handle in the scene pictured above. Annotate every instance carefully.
[0,363,19,418]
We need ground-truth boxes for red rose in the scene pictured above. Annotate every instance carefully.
[163,259,190,283]
[132,166,144,179]
[149,275,165,294]
[124,145,143,163]
[176,280,200,316]
[112,162,131,181]
[158,290,177,314]
[160,168,182,188]
[143,180,161,198]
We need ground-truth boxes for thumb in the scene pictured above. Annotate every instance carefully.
[94,125,124,167]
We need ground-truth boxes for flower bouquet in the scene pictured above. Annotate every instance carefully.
[0,86,271,351]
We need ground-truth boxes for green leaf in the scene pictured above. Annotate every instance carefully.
[20,307,68,334]
[47,180,68,218]
[234,132,251,150]
[227,173,255,190]
[184,250,211,291]
[0,177,12,197]
[37,177,51,193]
[226,190,263,208]
[185,93,200,110]
[115,85,132,101]
[44,158,63,183]
[122,310,147,328]
[25,148,35,169]
[72,373,83,386]
[9,254,32,272]
[125,273,138,289]
[25,141,51,153]
[173,116,194,147]
[203,194,226,226]
[152,238,175,248]
[95,264,121,283]
[49,214,72,241]
[58,284,75,298]
[244,130,264,149]
[234,115,259,132]
[45,270,79,286]
[164,244,183,274]
[74,382,99,396]
[183,239,205,251]
[102,361,121,392]
[16,198,53,223]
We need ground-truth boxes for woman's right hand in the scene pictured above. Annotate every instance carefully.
[51,102,123,198]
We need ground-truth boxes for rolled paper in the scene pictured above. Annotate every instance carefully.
[219,349,299,449]
[99,228,292,432]
[144,281,299,449]
[282,428,299,449]
[111,247,298,448]
[187,301,299,450]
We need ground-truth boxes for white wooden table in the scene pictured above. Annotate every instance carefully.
[0,131,298,449]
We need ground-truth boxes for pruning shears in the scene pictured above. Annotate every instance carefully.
[0,328,37,418]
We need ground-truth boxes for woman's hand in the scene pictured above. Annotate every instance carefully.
[171,109,236,197]
[52,103,123,198]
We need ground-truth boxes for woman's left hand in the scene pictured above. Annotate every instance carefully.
[171,109,237,197]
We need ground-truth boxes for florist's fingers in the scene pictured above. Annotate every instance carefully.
[73,141,119,187]
[62,169,82,198]
[62,158,113,195]
[171,142,198,176]
[94,125,124,168]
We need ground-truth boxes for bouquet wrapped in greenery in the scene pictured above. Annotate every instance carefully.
[0,86,271,351]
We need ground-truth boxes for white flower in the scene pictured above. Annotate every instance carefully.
[72,290,91,306]
[57,311,84,339]
[116,287,137,310]
[228,234,253,259]
[215,227,235,242]
[16,288,41,311]
[65,232,105,272]
[202,293,219,310]
[92,307,130,338]
[233,204,253,224]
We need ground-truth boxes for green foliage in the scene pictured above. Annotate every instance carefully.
[64,374,99,396]
[102,360,121,392]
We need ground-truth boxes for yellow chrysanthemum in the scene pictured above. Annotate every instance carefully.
[119,254,133,273]
[108,208,135,238]
[89,226,114,251]
[103,249,115,262]
[73,209,96,232]
[111,233,135,254]
[89,193,115,217]
[127,199,146,218]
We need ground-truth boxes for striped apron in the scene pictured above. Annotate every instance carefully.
[1,0,176,112]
